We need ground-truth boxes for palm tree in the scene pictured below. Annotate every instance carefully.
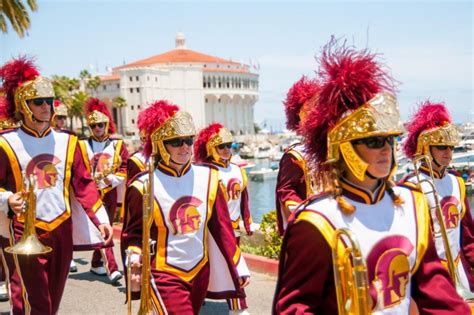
[0,0,38,37]
[112,96,127,135]
[52,75,82,128]
[70,91,89,135]
[87,76,101,97]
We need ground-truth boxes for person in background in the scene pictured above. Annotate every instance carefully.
[401,101,474,296]
[273,39,469,314]
[194,122,253,315]
[0,57,113,315]
[122,100,250,314]
[275,76,319,236]
[80,97,128,284]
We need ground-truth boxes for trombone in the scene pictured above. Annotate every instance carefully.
[332,228,370,315]
[412,155,474,302]
[137,155,158,315]
[5,174,52,255]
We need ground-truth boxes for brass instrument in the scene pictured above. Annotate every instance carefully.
[5,175,52,255]
[93,142,122,186]
[332,228,370,315]
[126,249,133,315]
[94,157,122,186]
[138,156,156,314]
[412,155,474,302]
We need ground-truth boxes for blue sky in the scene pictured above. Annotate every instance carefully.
[1,0,472,130]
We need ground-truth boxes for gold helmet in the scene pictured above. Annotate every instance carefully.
[143,100,196,165]
[84,98,116,136]
[303,39,403,183]
[194,123,234,163]
[404,101,459,161]
[0,57,54,123]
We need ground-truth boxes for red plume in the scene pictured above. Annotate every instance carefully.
[142,100,180,158]
[284,76,319,132]
[0,95,9,120]
[53,100,61,108]
[0,57,40,119]
[303,38,396,165]
[194,123,224,163]
[403,100,452,158]
[84,98,116,134]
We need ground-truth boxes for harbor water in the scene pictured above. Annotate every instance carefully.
[246,158,474,224]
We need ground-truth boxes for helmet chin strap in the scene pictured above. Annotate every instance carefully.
[31,115,50,123]
[365,171,378,180]
[170,158,187,166]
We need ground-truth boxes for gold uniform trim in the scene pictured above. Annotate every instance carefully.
[412,190,430,274]
[132,167,216,282]
[0,137,22,192]
[130,156,146,172]
[78,140,92,174]
[457,176,467,219]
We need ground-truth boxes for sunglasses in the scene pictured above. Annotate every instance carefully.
[352,136,395,149]
[433,145,454,151]
[90,123,105,129]
[30,98,54,106]
[164,137,194,148]
[217,143,233,150]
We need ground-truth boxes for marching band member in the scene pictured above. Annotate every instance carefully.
[194,123,253,314]
[273,40,469,314]
[52,100,69,131]
[275,76,319,235]
[122,100,250,314]
[0,57,113,314]
[79,98,128,284]
[402,101,474,292]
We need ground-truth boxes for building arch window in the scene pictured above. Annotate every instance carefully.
[136,88,140,92]
[130,88,133,93]
[131,105,134,110]
[136,76,139,81]
[132,119,135,124]
[129,77,133,82]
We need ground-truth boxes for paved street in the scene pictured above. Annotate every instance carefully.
[0,244,276,314]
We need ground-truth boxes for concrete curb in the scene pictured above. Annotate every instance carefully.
[113,224,279,277]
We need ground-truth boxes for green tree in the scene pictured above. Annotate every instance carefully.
[51,75,81,128]
[87,76,101,97]
[112,96,127,135]
[0,0,38,37]
[70,91,89,135]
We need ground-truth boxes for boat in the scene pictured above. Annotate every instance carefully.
[248,168,279,182]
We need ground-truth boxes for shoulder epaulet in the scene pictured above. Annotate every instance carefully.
[448,168,462,177]
[295,191,331,215]
[284,142,302,153]
[0,128,17,135]
[55,129,77,136]
[129,170,147,184]
[397,171,416,185]
[193,162,218,170]
[397,181,422,193]
[109,134,123,140]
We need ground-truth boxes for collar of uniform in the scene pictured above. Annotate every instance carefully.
[212,158,229,168]
[20,124,52,138]
[420,163,445,179]
[340,177,386,204]
[91,134,109,142]
[157,160,191,177]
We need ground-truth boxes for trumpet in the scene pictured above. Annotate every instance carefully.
[332,228,370,315]
[137,155,157,315]
[5,174,52,255]
[94,159,121,186]
[412,155,474,302]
